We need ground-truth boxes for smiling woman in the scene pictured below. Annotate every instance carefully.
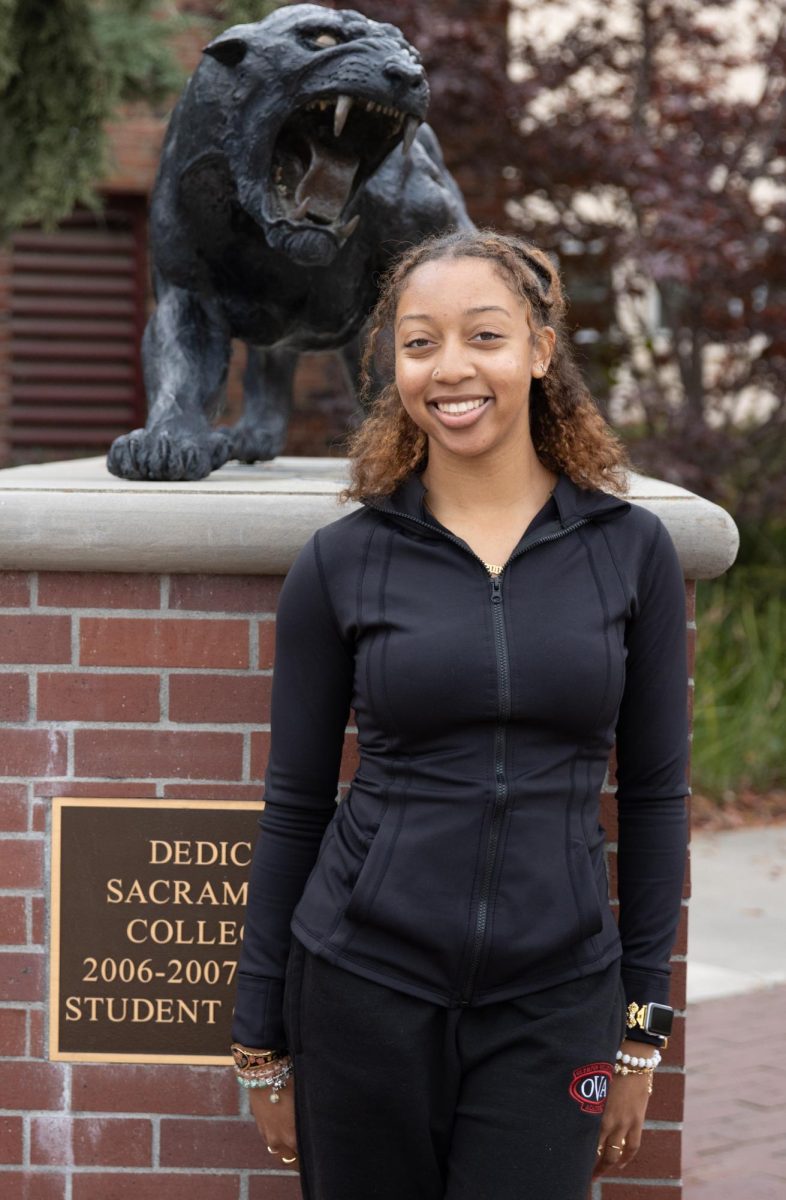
[342,228,630,502]
[231,228,690,1200]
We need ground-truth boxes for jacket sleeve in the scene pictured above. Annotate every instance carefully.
[614,516,690,1043]
[231,529,354,1050]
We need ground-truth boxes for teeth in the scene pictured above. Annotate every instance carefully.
[302,96,407,136]
[402,116,420,155]
[337,214,360,241]
[291,195,312,220]
[435,398,488,414]
[333,93,352,137]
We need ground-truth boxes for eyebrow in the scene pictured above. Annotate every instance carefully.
[397,305,511,329]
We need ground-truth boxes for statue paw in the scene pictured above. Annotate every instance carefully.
[219,421,284,464]
[106,426,232,481]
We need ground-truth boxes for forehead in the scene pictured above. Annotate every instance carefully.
[396,257,522,313]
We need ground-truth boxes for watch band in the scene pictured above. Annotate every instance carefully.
[626,1001,673,1040]
[230,1043,283,1070]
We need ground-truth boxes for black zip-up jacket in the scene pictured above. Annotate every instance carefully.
[232,470,690,1050]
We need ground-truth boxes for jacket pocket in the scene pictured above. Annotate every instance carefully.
[344,799,399,924]
[568,836,605,941]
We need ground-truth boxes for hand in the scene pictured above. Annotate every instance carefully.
[249,1079,299,1171]
[592,1067,651,1177]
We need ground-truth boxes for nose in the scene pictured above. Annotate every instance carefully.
[382,57,425,89]
[432,341,477,384]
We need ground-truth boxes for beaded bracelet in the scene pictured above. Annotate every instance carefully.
[236,1058,293,1102]
[614,1048,660,1095]
[616,1048,662,1070]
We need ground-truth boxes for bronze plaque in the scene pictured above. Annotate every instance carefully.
[50,797,260,1064]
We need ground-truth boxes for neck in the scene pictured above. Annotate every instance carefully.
[420,436,556,516]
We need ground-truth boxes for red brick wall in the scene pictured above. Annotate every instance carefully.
[0,567,694,1197]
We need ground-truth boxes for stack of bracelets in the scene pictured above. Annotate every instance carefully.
[614,1047,662,1095]
[230,1044,293,1102]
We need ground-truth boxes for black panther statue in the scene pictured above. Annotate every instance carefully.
[107,4,473,481]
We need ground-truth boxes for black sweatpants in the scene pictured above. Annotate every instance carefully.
[282,937,627,1200]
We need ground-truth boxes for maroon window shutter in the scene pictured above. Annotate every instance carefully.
[9,198,147,457]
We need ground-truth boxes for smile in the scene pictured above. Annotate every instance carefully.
[428,396,492,427]
[433,397,488,414]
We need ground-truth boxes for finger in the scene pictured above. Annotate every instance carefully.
[593,1133,627,1176]
[617,1134,641,1169]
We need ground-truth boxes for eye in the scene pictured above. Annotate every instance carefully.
[403,337,432,349]
[474,330,502,342]
[311,31,340,48]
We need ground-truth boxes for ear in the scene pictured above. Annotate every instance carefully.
[535,325,557,361]
[203,34,248,68]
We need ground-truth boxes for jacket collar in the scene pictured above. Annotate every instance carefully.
[362,469,630,531]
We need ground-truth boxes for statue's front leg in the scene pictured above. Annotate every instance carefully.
[107,285,232,481]
[223,343,298,463]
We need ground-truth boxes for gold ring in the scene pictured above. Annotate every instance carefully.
[610,1144,624,1152]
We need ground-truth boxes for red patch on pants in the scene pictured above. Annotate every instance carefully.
[568,1062,612,1114]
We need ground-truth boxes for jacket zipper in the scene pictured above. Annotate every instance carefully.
[459,524,590,1005]
[373,505,590,1004]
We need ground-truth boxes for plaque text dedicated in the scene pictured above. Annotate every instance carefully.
[52,800,259,1062]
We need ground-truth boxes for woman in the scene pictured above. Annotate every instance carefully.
[229,229,690,1200]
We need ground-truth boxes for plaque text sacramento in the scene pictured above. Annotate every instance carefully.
[50,798,260,1064]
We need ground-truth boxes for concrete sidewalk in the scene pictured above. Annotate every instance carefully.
[688,825,786,1003]
[683,825,786,1199]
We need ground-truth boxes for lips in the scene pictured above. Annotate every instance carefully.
[428,396,492,428]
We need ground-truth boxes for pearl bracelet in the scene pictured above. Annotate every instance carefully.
[616,1048,662,1070]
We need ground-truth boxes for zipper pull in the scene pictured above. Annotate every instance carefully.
[490,577,502,603]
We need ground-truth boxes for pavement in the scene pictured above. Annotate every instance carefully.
[684,824,786,1198]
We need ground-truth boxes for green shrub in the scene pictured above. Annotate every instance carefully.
[692,567,785,799]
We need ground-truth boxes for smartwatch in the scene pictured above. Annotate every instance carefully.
[627,1001,673,1041]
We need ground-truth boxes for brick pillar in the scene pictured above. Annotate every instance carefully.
[0,568,332,1196]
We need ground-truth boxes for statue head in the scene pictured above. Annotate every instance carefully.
[200,4,429,266]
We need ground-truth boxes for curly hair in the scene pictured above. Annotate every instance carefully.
[339,228,630,502]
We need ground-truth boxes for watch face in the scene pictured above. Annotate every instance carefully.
[647,1003,674,1037]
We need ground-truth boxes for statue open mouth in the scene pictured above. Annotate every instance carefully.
[269,93,420,243]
